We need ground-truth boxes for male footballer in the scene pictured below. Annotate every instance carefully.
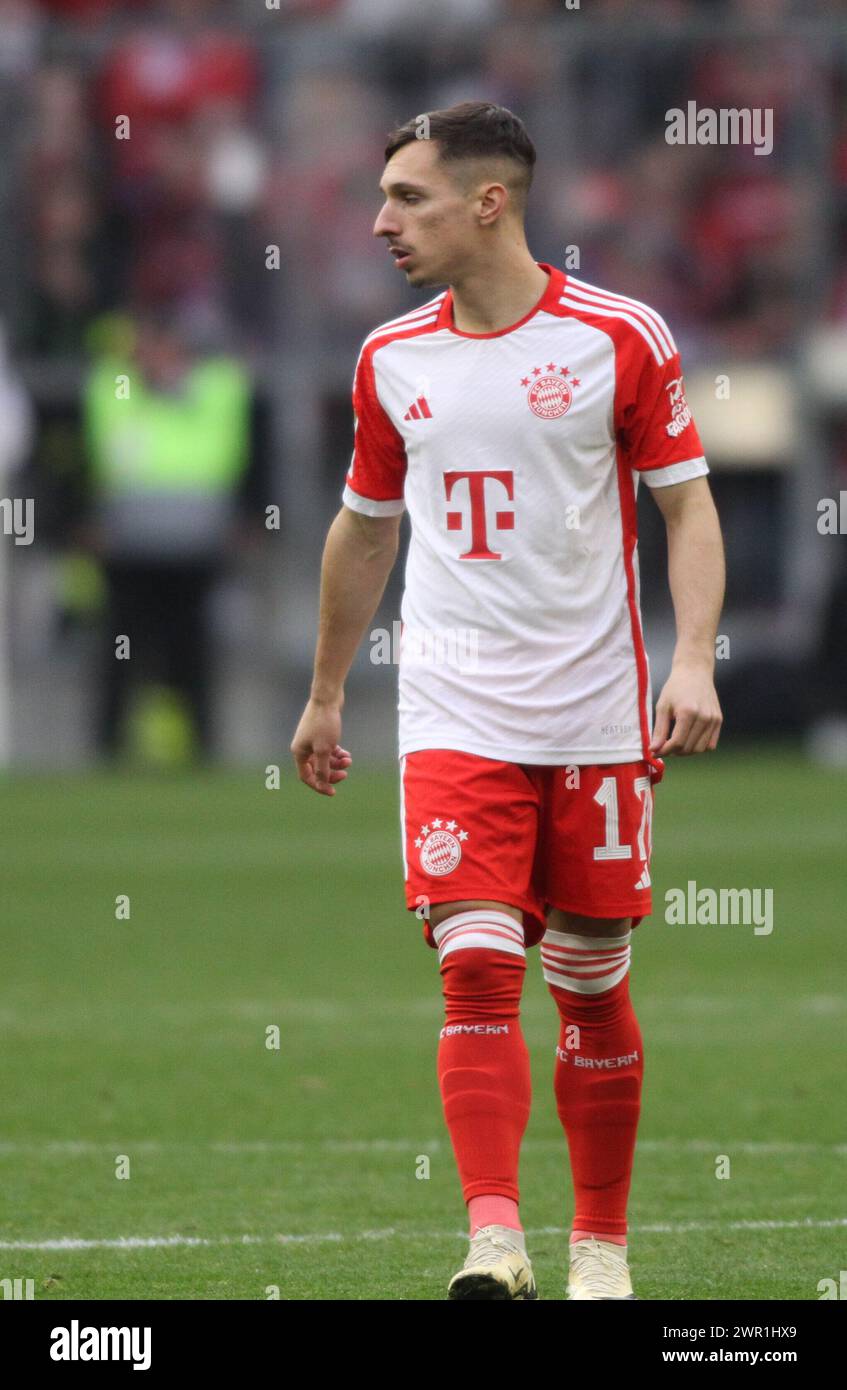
[291,101,725,1300]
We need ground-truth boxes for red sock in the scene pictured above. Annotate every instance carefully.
[437,945,531,1210]
[549,972,643,1238]
[468,1194,521,1237]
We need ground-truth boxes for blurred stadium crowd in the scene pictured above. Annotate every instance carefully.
[0,0,846,763]
[3,0,845,358]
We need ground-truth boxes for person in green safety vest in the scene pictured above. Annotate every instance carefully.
[82,309,252,759]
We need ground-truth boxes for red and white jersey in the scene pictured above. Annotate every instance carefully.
[342,262,708,765]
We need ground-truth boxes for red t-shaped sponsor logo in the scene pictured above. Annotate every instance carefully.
[443,470,514,559]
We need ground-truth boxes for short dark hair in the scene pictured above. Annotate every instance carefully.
[384,101,536,211]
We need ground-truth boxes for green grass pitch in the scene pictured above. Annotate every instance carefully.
[1,745,844,1300]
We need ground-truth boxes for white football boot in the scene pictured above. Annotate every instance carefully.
[566,1237,637,1299]
[448,1224,538,1300]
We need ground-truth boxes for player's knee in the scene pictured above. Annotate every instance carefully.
[440,944,522,991]
[433,909,527,1022]
[440,947,526,1025]
[550,911,632,938]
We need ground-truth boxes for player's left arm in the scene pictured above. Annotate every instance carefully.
[648,475,725,756]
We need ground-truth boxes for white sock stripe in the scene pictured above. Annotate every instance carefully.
[541,928,632,951]
[541,929,631,993]
[438,930,526,963]
[564,276,677,356]
[540,950,630,974]
[431,910,523,946]
[541,962,629,981]
[438,923,525,952]
[439,923,525,947]
[541,946,629,969]
[542,963,627,984]
[542,960,631,993]
[432,909,526,964]
[541,941,630,961]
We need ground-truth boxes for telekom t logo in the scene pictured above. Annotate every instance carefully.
[443,470,514,560]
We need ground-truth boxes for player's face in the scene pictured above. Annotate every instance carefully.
[374,140,481,288]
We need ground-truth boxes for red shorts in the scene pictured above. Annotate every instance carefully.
[400,749,663,950]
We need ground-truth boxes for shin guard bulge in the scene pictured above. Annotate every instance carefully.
[541,929,643,1237]
[434,910,531,1207]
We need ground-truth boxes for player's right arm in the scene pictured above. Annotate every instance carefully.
[291,505,401,795]
[291,340,408,796]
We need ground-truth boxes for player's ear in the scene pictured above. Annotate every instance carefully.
[477,182,509,226]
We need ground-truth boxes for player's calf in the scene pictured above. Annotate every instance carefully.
[431,907,535,1297]
[541,921,644,1295]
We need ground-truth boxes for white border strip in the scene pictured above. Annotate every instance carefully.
[641,456,709,488]
[1,1138,844,1155]
[566,276,677,356]
[342,483,405,516]
[361,294,446,348]
[362,311,441,351]
[2,1217,845,1252]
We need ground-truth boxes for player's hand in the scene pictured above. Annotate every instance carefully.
[650,661,723,756]
[290,699,352,795]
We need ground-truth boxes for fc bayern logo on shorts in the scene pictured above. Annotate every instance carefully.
[415,819,469,876]
[521,363,582,419]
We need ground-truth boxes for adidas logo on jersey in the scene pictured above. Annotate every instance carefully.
[634,865,651,890]
[404,395,433,421]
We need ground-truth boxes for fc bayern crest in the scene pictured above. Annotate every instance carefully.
[521,363,582,419]
[415,818,469,876]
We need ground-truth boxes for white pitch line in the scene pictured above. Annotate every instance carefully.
[2,1217,846,1252]
[0,1139,844,1156]
[0,1234,345,1251]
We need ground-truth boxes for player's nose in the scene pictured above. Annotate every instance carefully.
[373,202,399,239]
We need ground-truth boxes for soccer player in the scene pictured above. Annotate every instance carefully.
[291,101,725,1300]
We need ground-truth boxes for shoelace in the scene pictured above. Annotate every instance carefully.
[465,1232,524,1269]
[570,1241,628,1296]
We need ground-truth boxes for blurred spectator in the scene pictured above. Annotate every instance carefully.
[341,0,497,28]
[94,0,266,341]
[37,0,150,20]
[22,66,102,354]
[0,0,41,83]
[0,317,35,481]
[80,309,252,758]
[684,29,823,353]
[266,69,399,351]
